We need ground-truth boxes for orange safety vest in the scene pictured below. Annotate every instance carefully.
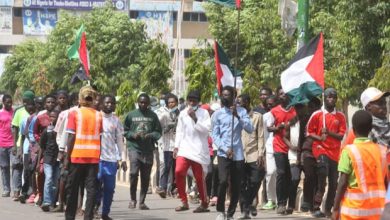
[71,107,102,164]
[340,142,387,220]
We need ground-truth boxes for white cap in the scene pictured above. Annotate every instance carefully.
[360,87,390,108]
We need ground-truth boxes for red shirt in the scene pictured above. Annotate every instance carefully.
[33,112,51,144]
[306,108,347,162]
[270,105,296,153]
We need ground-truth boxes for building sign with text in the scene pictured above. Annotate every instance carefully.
[23,0,126,10]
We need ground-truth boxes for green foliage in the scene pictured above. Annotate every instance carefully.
[204,0,295,105]
[0,5,171,116]
[184,40,215,102]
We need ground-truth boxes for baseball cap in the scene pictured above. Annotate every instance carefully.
[360,87,390,108]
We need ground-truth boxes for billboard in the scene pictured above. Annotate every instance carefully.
[23,0,126,10]
[138,11,173,48]
[23,9,57,35]
[0,7,11,35]
[0,0,13,6]
[130,0,204,12]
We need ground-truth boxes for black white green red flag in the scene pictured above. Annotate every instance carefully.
[67,24,90,78]
[214,41,235,94]
[281,33,324,106]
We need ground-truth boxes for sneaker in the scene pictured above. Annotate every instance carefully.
[139,203,150,210]
[19,194,27,204]
[12,191,20,201]
[155,187,167,199]
[100,215,112,220]
[51,204,64,212]
[250,205,257,217]
[128,200,136,209]
[216,212,226,220]
[26,194,36,203]
[286,207,294,215]
[312,210,326,218]
[238,212,251,219]
[261,201,276,210]
[226,216,234,220]
[41,204,50,212]
[2,192,10,197]
[276,206,287,215]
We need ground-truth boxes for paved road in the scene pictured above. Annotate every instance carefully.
[0,184,321,220]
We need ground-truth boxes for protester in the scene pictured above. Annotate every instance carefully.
[96,95,127,220]
[40,110,60,212]
[212,86,253,220]
[267,87,296,215]
[254,87,272,114]
[0,94,13,197]
[237,94,265,219]
[173,90,211,213]
[156,93,180,198]
[124,93,162,210]
[64,85,103,220]
[307,88,346,218]
[262,95,278,210]
[332,110,387,220]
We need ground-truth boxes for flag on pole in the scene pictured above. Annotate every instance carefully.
[214,41,236,94]
[67,24,90,78]
[208,0,241,9]
[281,32,324,106]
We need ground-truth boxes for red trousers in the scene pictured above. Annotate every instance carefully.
[175,156,207,206]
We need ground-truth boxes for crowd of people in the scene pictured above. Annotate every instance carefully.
[0,84,389,220]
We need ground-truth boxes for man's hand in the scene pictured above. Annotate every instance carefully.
[321,128,328,135]
[132,132,144,140]
[63,155,70,170]
[256,155,264,168]
[121,161,128,172]
[277,123,285,130]
[227,148,233,159]
[320,133,327,141]
[331,209,340,220]
[173,148,179,159]
[230,105,238,118]
[188,108,197,122]
[57,151,64,161]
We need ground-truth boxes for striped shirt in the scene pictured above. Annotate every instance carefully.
[101,112,124,162]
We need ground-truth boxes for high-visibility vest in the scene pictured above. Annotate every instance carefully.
[71,107,102,164]
[340,142,387,220]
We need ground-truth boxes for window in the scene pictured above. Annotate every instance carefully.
[199,13,207,22]
[13,8,22,17]
[191,13,199,21]
[173,12,177,21]
[129,10,139,19]
[184,49,191,58]
[183,12,191,21]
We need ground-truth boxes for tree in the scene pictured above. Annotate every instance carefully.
[184,40,216,102]
[204,0,295,105]
[0,4,171,115]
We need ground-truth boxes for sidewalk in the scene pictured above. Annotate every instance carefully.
[0,185,320,220]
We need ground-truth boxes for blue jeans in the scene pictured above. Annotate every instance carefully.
[159,151,174,190]
[0,147,22,193]
[96,160,117,215]
[43,162,60,205]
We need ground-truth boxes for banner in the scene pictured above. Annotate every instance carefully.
[23,9,57,35]
[23,0,126,10]
[0,0,13,6]
[138,11,173,48]
[130,0,204,12]
[0,7,11,35]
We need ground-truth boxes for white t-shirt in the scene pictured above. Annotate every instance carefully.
[288,122,300,163]
[263,112,274,154]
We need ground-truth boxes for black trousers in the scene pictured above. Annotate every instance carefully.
[274,153,292,207]
[239,162,265,214]
[288,164,301,209]
[21,153,33,195]
[206,155,214,196]
[313,154,338,212]
[302,157,317,210]
[216,156,244,217]
[65,163,98,220]
[129,150,153,205]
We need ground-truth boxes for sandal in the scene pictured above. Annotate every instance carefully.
[175,204,189,212]
[193,205,210,213]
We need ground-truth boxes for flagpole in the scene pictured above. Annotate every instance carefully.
[231,3,241,151]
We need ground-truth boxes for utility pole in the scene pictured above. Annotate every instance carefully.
[297,0,309,50]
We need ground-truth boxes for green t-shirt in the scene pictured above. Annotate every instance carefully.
[338,137,370,188]
[11,107,30,147]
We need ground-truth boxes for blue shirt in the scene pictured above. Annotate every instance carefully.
[28,115,38,144]
[20,118,29,154]
[212,106,253,161]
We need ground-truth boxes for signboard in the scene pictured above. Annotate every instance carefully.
[23,0,126,10]
[138,11,173,48]
[0,7,11,35]
[23,9,57,35]
[130,0,205,12]
[0,0,13,6]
